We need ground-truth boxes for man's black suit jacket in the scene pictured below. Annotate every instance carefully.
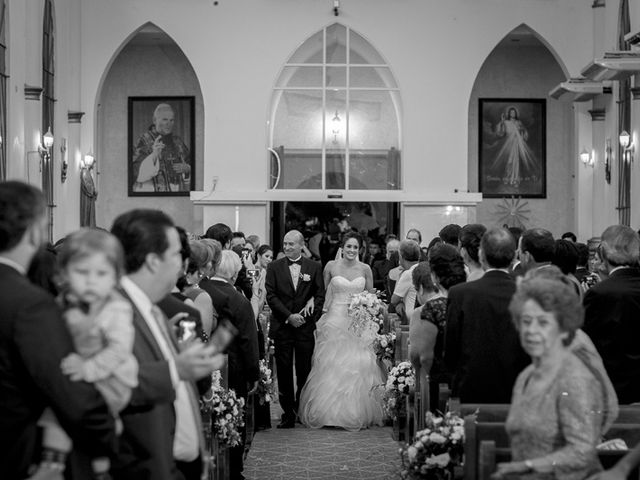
[114,287,180,480]
[444,270,529,403]
[264,256,325,338]
[200,279,259,397]
[583,267,640,404]
[0,263,115,479]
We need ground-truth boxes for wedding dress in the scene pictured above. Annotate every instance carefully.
[298,275,385,431]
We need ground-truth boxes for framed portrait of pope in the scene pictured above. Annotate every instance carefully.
[128,96,195,196]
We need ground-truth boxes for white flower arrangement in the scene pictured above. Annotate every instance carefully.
[347,290,385,338]
[399,411,465,479]
[373,331,396,367]
[383,361,415,419]
[200,370,246,447]
[256,359,275,405]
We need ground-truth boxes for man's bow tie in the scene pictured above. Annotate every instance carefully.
[287,258,302,266]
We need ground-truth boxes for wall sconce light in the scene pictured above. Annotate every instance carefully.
[83,150,95,169]
[331,110,341,144]
[333,0,339,16]
[580,148,594,167]
[38,127,54,167]
[605,138,612,184]
[60,138,68,183]
[619,130,634,163]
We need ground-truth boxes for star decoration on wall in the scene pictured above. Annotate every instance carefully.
[494,196,530,229]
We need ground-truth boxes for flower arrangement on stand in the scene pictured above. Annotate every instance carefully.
[399,411,465,480]
[373,331,396,370]
[200,370,246,447]
[256,359,275,405]
[383,361,415,420]
[348,290,385,339]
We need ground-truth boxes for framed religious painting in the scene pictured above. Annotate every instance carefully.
[128,96,195,196]
[478,98,546,198]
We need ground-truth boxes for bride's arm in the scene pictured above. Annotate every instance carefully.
[363,264,374,292]
[322,262,334,312]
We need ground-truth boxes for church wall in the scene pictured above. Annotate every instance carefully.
[468,44,574,238]
[74,0,593,236]
[96,41,204,231]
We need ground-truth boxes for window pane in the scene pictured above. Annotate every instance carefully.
[348,90,399,150]
[280,152,322,189]
[288,30,323,64]
[276,66,322,88]
[350,66,397,88]
[326,24,346,64]
[349,30,385,65]
[348,149,401,190]
[272,90,323,189]
[348,90,400,189]
[273,90,323,149]
[326,66,346,88]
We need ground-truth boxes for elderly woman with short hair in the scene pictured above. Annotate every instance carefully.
[494,276,617,480]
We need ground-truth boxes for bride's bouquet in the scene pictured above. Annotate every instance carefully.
[347,290,385,338]
[200,370,245,447]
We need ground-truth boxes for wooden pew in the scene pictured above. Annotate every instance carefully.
[464,415,640,480]
[478,440,640,480]
[454,401,640,424]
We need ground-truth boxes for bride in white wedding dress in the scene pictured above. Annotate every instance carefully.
[299,232,385,431]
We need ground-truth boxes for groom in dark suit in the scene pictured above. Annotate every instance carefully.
[266,230,324,428]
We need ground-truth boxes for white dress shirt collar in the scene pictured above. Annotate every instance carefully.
[0,256,26,275]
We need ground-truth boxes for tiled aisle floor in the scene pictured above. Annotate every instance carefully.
[244,425,401,480]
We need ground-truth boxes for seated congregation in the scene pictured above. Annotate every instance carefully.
[4,179,640,480]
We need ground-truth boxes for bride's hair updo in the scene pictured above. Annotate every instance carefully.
[342,231,362,248]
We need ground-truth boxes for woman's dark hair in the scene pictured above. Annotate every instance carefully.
[412,261,437,294]
[459,224,487,264]
[428,244,466,290]
[552,239,578,275]
[342,231,362,248]
[257,244,273,257]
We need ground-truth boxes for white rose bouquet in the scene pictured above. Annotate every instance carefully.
[200,370,246,447]
[382,361,415,419]
[347,290,385,339]
[399,411,465,480]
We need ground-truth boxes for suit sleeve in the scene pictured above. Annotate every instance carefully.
[265,262,292,320]
[15,297,116,458]
[312,263,325,323]
[232,299,260,384]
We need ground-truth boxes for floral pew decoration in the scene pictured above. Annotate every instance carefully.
[399,411,465,480]
[200,369,246,447]
[383,361,415,441]
[256,359,275,406]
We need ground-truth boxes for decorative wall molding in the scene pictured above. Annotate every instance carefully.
[24,85,43,101]
[589,108,606,121]
[68,111,85,123]
[591,0,605,8]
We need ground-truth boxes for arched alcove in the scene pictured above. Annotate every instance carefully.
[96,23,204,230]
[467,24,574,235]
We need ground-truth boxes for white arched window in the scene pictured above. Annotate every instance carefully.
[269,23,401,190]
